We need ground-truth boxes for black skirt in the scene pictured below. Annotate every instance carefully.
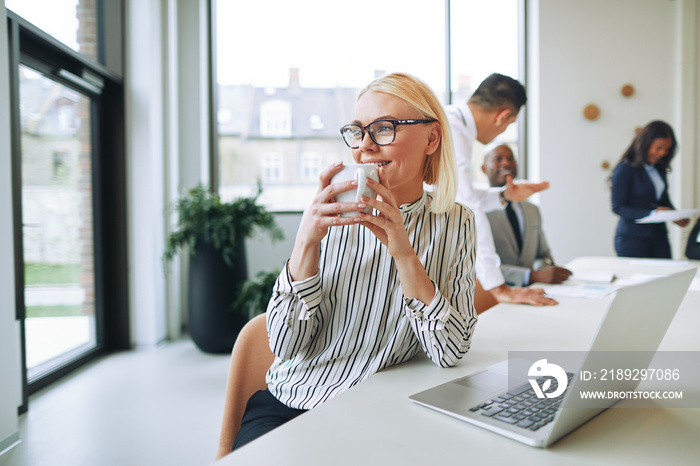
[231,388,307,451]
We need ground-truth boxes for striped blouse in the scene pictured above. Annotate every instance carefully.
[265,191,477,410]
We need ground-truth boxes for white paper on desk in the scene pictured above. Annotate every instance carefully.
[569,271,615,284]
[544,284,617,299]
[545,273,665,299]
[636,208,700,224]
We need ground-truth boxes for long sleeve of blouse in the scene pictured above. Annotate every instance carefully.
[265,193,477,410]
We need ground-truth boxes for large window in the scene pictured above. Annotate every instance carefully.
[18,65,98,382]
[451,0,522,187]
[215,0,521,211]
[7,1,128,410]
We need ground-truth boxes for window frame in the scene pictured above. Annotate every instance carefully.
[7,4,128,412]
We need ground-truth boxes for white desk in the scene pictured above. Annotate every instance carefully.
[215,257,700,466]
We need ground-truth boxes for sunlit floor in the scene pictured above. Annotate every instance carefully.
[0,339,232,466]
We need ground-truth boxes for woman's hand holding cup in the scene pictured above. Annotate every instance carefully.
[291,162,363,280]
[354,176,414,260]
[297,162,377,245]
[330,163,379,217]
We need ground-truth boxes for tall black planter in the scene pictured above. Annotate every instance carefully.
[187,238,249,353]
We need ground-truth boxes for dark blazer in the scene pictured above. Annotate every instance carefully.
[611,161,674,240]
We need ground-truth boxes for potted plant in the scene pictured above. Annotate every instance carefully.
[234,268,281,320]
[164,183,283,353]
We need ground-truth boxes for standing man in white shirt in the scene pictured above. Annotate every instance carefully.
[446,73,557,306]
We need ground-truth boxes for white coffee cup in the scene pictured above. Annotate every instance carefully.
[331,163,380,217]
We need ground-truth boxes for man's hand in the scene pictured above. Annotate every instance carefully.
[503,175,550,203]
[530,266,573,285]
[489,283,558,306]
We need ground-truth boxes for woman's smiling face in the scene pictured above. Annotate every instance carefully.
[350,91,438,206]
[647,137,672,165]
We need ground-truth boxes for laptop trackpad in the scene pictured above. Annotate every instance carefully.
[456,370,509,394]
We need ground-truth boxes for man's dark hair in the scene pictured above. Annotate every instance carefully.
[468,73,527,113]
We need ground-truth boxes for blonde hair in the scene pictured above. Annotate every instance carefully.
[357,72,457,214]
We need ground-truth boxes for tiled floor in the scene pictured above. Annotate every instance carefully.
[0,339,232,466]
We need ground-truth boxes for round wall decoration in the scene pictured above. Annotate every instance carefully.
[583,104,600,120]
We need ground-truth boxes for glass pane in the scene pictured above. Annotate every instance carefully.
[19,65,97,380]
[450,0,521,188]
[6,0,99,61]
[215,0,446,211]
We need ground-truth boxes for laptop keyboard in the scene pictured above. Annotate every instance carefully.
[469,373,574,431]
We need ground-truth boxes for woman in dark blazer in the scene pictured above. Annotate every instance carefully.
[611,120,689,258]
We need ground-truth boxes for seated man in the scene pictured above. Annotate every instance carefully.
[686,216,700,260]
[482,144,572,286]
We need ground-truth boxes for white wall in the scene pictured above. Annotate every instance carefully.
[528,0,699,263]
[171,0,212,336]
[675,1,700,235]
[0,3,22,457]
[126,0,213,346]
[125,0,169,347]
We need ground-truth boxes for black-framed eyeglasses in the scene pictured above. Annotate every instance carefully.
[339,119,436,149]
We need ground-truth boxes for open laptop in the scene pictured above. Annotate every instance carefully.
[409,267,696,447]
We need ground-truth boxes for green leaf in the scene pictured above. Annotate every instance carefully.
[163,183,284,269]
[232,269,281,318]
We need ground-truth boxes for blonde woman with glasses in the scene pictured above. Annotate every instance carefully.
[228,72,478,452]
